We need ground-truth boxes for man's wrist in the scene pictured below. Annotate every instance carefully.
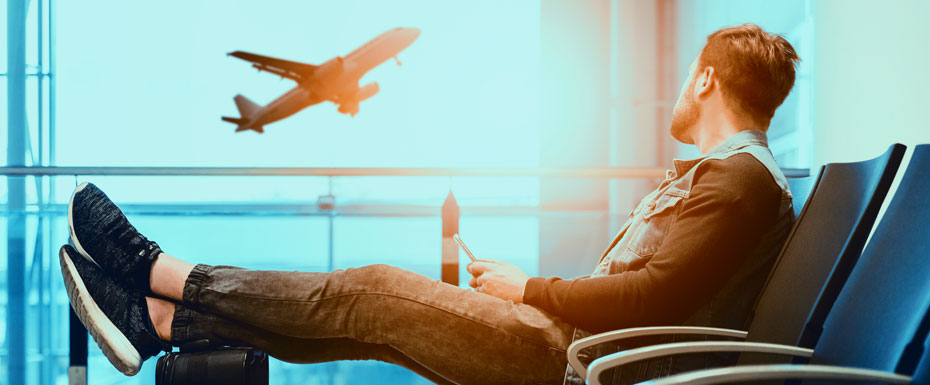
[521,277,545,305]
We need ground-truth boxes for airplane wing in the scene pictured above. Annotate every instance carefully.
[228,51,318,82]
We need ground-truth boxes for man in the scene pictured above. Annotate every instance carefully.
[60,23,799,384]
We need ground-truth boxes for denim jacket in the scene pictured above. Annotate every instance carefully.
[564,130,794,384]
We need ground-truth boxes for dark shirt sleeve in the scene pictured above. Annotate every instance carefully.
[523,153,783,333]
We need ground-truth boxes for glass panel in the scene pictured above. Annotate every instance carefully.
[330,176,538,206]
[25,0,38,71]
[332,176,454,206]
[42,0,51,75]
[1,175,72,385]
[334,216,441,278]
[0,0,6,74]
[1,77,7,167]
[26,76,39,167]
[54,0,540,168]
[132,215,332,270]
[451,177,540,206]
[41,69,50,165]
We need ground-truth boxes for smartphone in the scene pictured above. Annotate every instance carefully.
[453,234,478,263]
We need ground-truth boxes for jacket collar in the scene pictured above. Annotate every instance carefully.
[671,129,769,177]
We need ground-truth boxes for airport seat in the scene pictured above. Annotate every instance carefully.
[786,174,815,218]
[583,144,930,385]
[567,144,906,381]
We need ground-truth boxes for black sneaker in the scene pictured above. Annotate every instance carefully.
[59,244,171,375]
[68,182,162,294]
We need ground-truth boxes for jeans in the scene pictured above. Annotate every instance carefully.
[169,264,575,384]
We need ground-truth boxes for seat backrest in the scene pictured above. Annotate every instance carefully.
[787,175,815,219]
[806,144,930,377]
[799,144,908,348]
[739,144,905,357]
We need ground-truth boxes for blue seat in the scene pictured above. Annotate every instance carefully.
[567,144,905,380]
[786,174,815,218]
[746,143,906,353]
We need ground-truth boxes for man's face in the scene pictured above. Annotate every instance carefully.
[669,60,700,144]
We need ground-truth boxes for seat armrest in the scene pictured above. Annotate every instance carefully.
[586,341,813,385]
[640,364,911,385]
[567,327,748,379]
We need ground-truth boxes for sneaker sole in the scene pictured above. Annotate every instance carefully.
[68,182,101,268]
[60,246,142,376]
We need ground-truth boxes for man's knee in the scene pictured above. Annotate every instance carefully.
[357,263,394,276]
[350,264,401,286]
[347,264,433,295]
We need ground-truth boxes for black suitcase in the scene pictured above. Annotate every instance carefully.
[156,341,268,385]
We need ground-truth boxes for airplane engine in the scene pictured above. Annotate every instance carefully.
[314,56,344,79]
[336,82,380,117]
[338,102,359,116]
[355,82,380,102]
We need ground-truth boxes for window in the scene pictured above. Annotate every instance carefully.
[4,1,543,384]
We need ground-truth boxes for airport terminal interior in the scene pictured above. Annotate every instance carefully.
[2,0,930,384]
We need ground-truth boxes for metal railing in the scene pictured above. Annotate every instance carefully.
[0,166,811,178]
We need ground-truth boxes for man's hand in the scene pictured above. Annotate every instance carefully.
[466,260,530,303]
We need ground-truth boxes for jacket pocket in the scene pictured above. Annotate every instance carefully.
[642,189,687,220]
[628,189,687,256]
[608,247,654,274]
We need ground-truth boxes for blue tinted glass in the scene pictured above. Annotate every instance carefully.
[53,0,541,169]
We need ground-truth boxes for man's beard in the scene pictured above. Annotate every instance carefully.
[669,82,700,144]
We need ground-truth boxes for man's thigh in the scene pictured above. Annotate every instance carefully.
[347,264,575,384]
[195,263,575,383]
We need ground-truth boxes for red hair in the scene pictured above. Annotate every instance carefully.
[699,23,801,127]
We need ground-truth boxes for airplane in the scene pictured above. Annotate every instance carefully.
[222,27,420,133]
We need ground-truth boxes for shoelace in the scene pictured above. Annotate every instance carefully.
[102,219,157,280]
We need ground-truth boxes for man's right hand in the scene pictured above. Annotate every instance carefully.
[466,260,530,303]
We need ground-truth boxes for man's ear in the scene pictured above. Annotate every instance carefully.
[693,66,715,98]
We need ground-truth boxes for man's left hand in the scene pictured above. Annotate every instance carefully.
[466,260,530,303]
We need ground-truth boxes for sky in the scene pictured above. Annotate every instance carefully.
[53,0,541,168]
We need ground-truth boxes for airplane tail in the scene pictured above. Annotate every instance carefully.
[221,116,247,125]
[221,94,264,133]
[233,94,261,118]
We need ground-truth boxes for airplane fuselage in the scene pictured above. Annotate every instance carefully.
[229,27,419,132]
[249,86,319,129]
